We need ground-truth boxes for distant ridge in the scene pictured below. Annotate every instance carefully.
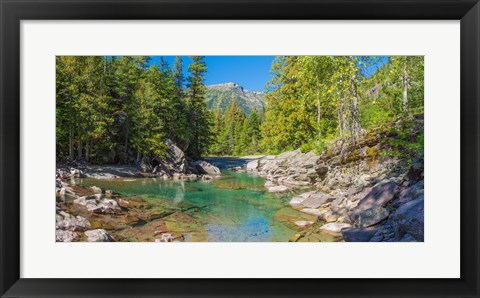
[205,82,265,116]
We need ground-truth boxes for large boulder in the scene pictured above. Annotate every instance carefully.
[191,160,221,175]
[255,150,327,187]
[84,229,113,242]
[393,197,424,241]
[74,194,122,214]
[141,139,188,176]
[393,181,424,208]
[348,181,398,222]
[358,206,389,228]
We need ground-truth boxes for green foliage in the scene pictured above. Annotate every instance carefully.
[56,56,211,164]
[56,55,424,164]
[208,102,263,156]
[260,56,424,155]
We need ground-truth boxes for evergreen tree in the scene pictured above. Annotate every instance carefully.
[186,56,212,159]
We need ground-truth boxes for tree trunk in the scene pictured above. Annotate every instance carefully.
[136,151,142,164]
[85,140,89,162]
[350,74,361,142]
[315,66,322,140]
[124,109,129,161]
[68,125,73,160]
[77,135,82,160]
[402,61,408,114]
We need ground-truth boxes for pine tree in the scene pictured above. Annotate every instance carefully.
[186,56,212,159]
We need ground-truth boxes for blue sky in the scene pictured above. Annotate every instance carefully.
[151,56,275,91]
[149,56,387,91]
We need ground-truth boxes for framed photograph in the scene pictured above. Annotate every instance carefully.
[1,0,479,297]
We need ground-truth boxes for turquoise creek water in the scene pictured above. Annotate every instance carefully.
[72,165,318,242]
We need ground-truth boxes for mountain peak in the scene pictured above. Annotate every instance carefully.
[205,82,265,115]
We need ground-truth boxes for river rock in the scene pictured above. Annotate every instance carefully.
[289,191,335,209]
[349,181,398,221]
[141,139,188,176]
[255,149,328,187]
[56,211,90,232]
[407,159,424,181]
[74,194,122,214]
[358,206,389,227]
[246,159,259,171]
[56,230,77,242]
[319,222,352,233]
[90,186,102,194]
[393,180,424,208]
[300,208,323,217]
[70,168,85,178]
[393,197,424,241]
[341,227,378,242]
[267,185,289,193]
[294,221,314,227]
[301,192,335,209]
[85,229,113,242]
[322,210,340,222]
[191,160,221,175]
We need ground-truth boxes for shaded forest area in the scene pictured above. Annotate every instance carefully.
[56,56,424,164]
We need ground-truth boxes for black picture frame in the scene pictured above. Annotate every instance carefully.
[1,0,479,297]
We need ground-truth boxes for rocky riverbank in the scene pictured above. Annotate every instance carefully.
[56,139,223,242]
[56,119,424,242]
[247,117,424,242]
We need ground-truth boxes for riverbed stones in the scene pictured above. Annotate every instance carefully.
[74,194,122,214]
[84,229,113,242]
